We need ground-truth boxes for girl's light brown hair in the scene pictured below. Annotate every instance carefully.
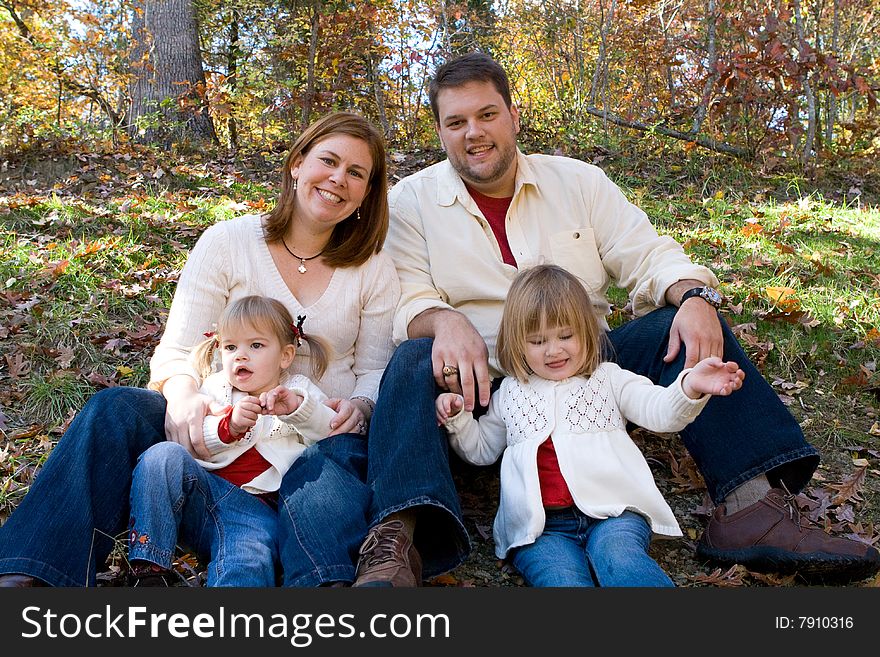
[497,264,606,382]
[264,111,389,267]
[192,295,331,381]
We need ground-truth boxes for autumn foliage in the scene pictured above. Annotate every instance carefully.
[0,0,877,164]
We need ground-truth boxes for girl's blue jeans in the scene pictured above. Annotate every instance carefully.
[510,508,674,587]
[128,442,279,587]
[0,306,818,586]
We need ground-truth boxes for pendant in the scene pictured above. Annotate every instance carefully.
[298,262,307,274]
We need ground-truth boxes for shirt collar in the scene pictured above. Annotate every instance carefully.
[436,149,539,208]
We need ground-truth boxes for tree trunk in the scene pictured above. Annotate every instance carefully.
[691,0,718,134]
[128,0,217,146]
[825,0,840,146]
[227,8,240,153]
[589,0,616,109]
[792,0,816,167]
[301,5,320,128]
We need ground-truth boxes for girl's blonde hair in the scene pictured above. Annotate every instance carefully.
[192,295,331,381]
[497,264,607,382]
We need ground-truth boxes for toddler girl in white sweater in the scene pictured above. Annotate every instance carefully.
[436,265,744,587]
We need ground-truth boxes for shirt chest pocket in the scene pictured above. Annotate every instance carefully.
[548,227,606,295]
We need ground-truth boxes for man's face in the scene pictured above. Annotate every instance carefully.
[435,80,520,197]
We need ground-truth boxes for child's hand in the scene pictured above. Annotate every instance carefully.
[230,396,262,437]
[260,386,303,416]
[436,393,464,425]
[683,356,745,399]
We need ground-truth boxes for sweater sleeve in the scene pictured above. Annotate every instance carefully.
[348,251,400,402]
[276,375,336,446]
[442,386,508,466]
[148,222,234,390]
[606,363,709,433]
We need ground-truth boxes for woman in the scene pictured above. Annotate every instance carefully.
[0,111,399,587]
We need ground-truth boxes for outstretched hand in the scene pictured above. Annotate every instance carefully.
[435,392,464,426]
[682,356,745,399]
[260,385,303,417]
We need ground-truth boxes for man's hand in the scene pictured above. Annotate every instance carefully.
[163,375,214,460]
[230,396,262,437]
[663,298,724,369]
[412,309,491,412]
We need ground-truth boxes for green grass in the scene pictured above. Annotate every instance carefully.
[1,144,879,581]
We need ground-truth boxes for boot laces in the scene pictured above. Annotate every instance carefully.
[778,481,804,531]
[359,521,407,568]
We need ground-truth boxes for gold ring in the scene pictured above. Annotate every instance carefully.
[442,365,459,377]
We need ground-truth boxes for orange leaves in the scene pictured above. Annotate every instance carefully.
[765,286,799,310]
[740,220,763,237]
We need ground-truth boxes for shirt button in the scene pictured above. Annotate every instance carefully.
[573,232,580,239]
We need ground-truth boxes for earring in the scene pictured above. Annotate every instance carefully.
[356,207,361,221]
[292,178,298,191]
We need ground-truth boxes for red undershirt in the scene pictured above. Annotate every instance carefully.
[467,185,574,509]
[213,406,277,504]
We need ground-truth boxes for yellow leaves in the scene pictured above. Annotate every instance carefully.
[116,365,135,377]
[765,286,799,310]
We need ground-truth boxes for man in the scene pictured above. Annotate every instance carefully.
[352,52,880,587]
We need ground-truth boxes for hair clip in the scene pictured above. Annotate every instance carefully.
[203,331,216,339]
[291,315,306,346]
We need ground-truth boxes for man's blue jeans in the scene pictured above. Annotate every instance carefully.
[129,442,279,587]
[510,509,674,587]
[282,306,819,582]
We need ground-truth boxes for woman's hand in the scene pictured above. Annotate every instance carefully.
[162,375,214,460]
[324,397,367,436]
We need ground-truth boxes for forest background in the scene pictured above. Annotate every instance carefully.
[0,0,879,587]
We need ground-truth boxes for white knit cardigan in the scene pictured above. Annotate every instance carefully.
[444,362,709,557]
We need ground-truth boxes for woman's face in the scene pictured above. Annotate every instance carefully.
[290,133,373,233]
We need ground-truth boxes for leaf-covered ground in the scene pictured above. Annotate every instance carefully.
[1,141,878,587]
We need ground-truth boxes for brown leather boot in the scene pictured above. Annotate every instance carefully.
[352,519,423,587]
[696,487,880,581]
[0,573,49,587]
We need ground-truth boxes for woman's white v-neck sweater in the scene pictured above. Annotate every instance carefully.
[148,214,400,403]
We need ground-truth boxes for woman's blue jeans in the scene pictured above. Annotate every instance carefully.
[277,339,471,585]
[511,509,674,587]
[129,442,279,587]
[0,386,167,586]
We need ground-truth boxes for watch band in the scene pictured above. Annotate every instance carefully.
[680,286,722,309]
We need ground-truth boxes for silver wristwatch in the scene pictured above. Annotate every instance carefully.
[680,286,723,309]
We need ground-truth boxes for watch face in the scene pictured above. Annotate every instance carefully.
[702,287,722,306]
